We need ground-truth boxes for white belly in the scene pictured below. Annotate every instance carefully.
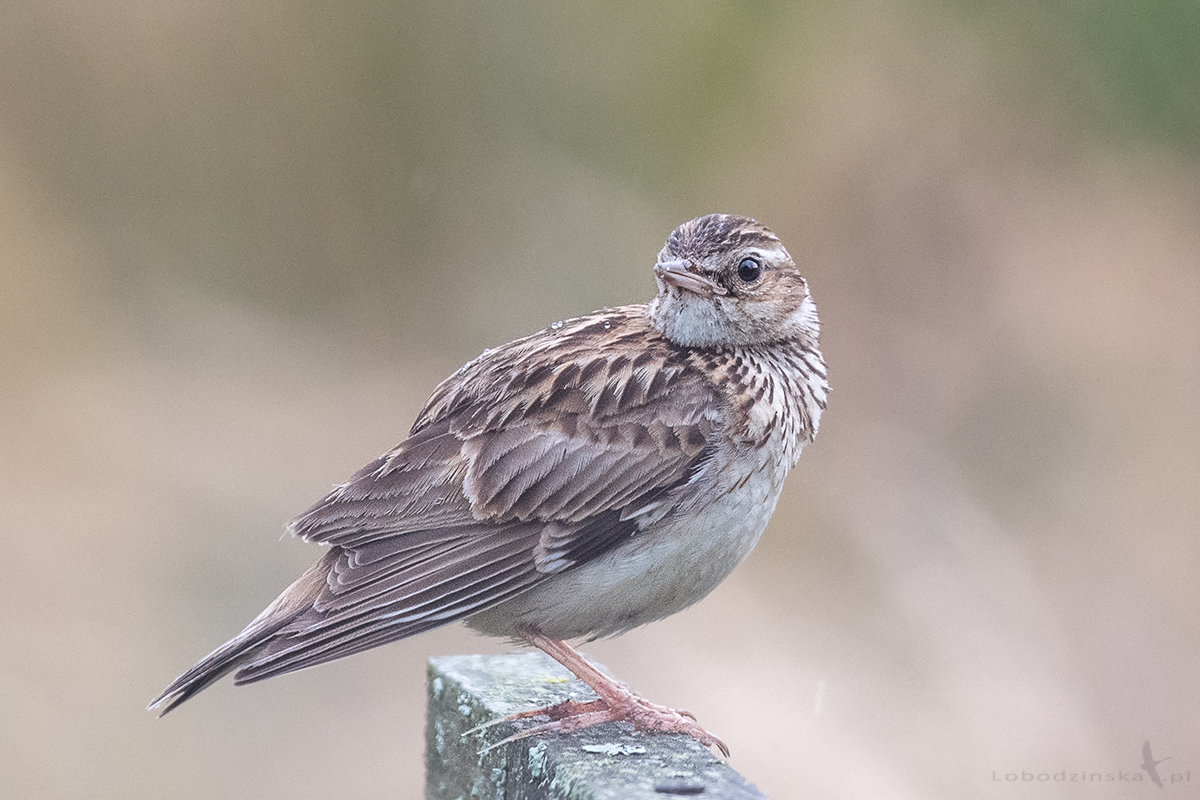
[467,458,785,641]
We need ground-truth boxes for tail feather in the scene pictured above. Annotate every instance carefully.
[147,559,327,716]
[149,519,546,715]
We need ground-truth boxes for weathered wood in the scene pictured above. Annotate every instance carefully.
[426,653,770,799]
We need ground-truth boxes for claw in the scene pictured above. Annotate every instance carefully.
[482,707,623,753]
[463,698,606,740]
[469,693,729,758]
[473,630,733,759]
[462,714,516,738]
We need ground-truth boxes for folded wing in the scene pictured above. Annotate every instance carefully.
[150,308,720,712]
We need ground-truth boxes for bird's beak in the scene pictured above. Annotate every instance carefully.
[654,259,728,297]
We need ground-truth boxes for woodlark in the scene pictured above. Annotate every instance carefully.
[150,213,829,756]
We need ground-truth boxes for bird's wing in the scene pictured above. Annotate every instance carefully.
[292,307,720,545]
[231,309,722,682]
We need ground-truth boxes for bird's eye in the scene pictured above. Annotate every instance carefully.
[737,257,762,283]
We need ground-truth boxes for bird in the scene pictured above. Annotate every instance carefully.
[149,213,829,756]
[1141,741,1170,788]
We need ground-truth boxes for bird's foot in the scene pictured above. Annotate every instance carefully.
[485,692,729,757]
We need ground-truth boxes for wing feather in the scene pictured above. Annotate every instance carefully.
[215,307,723,686]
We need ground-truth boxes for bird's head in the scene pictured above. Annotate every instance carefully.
[647,214,819,349]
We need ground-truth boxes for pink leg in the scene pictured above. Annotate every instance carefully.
[487,629,730,757]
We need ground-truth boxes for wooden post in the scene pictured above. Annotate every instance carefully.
[426,652,771,799]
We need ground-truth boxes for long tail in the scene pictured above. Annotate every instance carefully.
[149,518,548,715]
[147,558,328,716]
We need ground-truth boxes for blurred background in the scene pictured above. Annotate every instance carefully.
[2,1,1198,797]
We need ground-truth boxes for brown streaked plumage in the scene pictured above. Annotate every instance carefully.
[149,213,829,756]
